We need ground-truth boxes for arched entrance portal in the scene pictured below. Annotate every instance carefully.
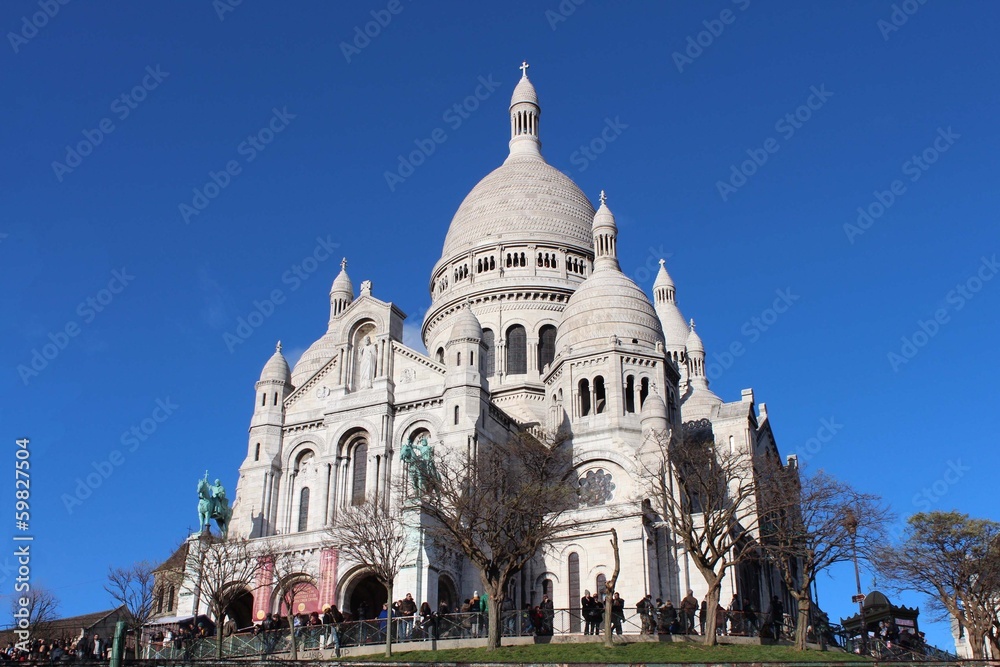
[229,590,254,631]
[437,574,458,610]
[346,574,386,620]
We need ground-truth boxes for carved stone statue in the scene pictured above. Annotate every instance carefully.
[358,335,376,389]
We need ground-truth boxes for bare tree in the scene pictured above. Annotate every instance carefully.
[326,499,411,656]
[106,561,157,658]
[602,528,621,648]
[11,587,59,646]
[268,547,320,660]
[758,468,890,650]
[639,422,759,646]
[877,511,1000,660]
[182,536,270,658]
[419,430,576,650]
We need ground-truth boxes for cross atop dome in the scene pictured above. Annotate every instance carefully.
[689,318,696,331]
[340,257,347,271]
[276,340,282,353]
[599,189,607,205]
[519,60,530,78]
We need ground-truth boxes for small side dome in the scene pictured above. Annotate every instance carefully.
[331,258,353,299]
[260,341,292,385]
[640,392,667,419]
[556,271,664,353]
[686,319,705,354]
[449,304,482,341]
[653,259,675,291]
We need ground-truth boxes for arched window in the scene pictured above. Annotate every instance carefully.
[298,487,310,532]
[596,573,607,600]
[254,443,261,461]
[594,376,606,414]
[456,351,461,366]
[454,405,460,425]
[482,329,495,376]
[436,347,445,364]
[519,252,526,266]
[506,325,527,375]
[273,391,278,406]
[260,393,266,407]
[640,377,650,408]
[537,325,557,371]
[167,585,175,612]
[351,440,368,505]
[470,351,474,367]
[579,379,591,416]
[568,553,581,633]
[624,375,635,414]
[155,587,164,614]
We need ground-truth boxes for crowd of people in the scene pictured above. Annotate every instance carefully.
[3,632,109,662]
[635,590,787,639]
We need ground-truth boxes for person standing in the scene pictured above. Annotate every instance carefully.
[680,590,699,635]
[581,591,595,635]
[611,593,625,636]
[767,595,784,639]
[540,594,554,636]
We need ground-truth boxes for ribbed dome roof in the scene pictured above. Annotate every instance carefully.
[330,261,353,298]
[449,304,482,341]
[511,75,538,107]
[439,154,595,258]
[556,269,664,353]
[260,342,291,385]
[686,321,705,354]
[291,333,336,387]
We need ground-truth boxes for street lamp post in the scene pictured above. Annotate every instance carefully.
[843,509,867,655]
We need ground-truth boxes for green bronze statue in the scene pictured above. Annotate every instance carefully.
[198,471,232,538]
[400,435,439,495]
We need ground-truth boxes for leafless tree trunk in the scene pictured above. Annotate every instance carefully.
[758,468,890,650]
[639,423,760,646]
[326,499,410,656]
[268,547,320,660]
[106,561,157,658]
[181,536,271,659]
[419,430,576,650]
[603,528,620,648]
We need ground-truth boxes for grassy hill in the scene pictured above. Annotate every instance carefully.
[347,640,871,663]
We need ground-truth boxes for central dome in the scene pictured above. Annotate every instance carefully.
[439,153,595,259]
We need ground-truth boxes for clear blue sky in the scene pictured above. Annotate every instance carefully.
[3,0,998,650]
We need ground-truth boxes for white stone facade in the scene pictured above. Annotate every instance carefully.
[207,66,795,629]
